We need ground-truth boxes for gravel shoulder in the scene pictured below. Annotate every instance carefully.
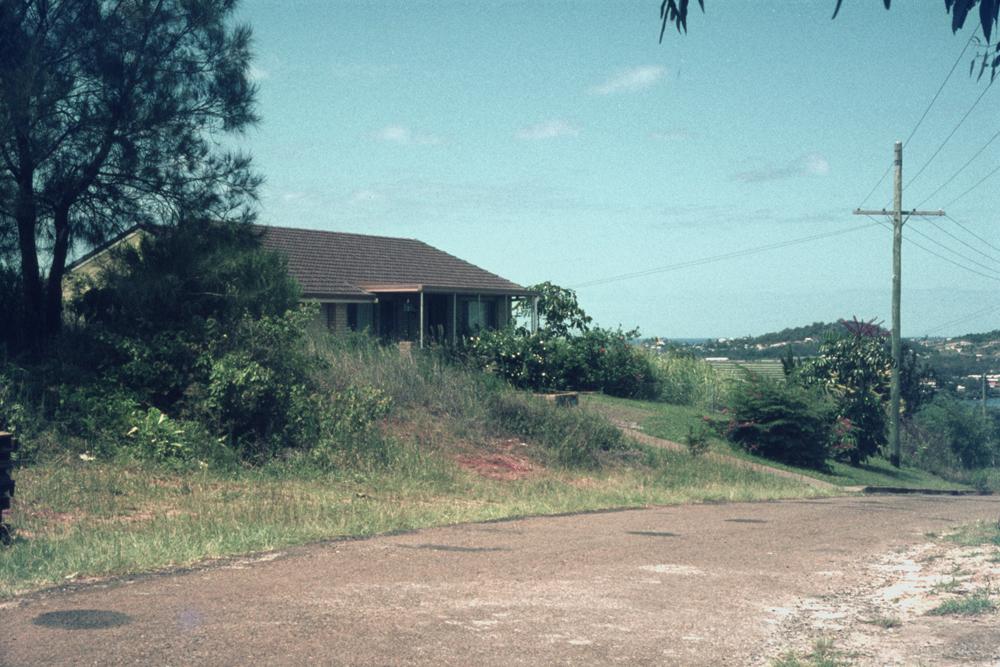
[767,535,1000,666]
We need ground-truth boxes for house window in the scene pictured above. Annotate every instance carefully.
[347,303,374,332]
[461,298,496,333]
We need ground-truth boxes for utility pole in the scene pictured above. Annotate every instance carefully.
[854,142,944,468]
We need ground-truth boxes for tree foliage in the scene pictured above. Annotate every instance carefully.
[0,0,261,354]
[67,221,300,413]
[72,222,299,337]
[515,281,593,338]
[797,325,892,464]
[659,0,1000,79]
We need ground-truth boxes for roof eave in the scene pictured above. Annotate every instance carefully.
[356,283,538,297]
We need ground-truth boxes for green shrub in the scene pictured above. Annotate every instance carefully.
[306,384,393,469]
[460,326,659,399]
[907,395,997,470]
[314,333,632,469]
[125,407,217,464]
[797,330,892,465]
[717,374,838,470]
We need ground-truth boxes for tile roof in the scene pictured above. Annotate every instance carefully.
[256,225,535,300]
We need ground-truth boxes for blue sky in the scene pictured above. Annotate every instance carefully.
[234,0,1000,339]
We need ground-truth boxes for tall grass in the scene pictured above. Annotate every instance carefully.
[311,334,627,467]
[648,351,722,408]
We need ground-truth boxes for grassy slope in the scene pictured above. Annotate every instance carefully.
[581,394,971,491]
[0,390,971,600]
[0,404,844,599]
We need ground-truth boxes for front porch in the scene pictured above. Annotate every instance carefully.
[314,289,538,347]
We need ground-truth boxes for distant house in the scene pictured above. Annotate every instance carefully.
[66,224,538,348]
[257,225,538,347]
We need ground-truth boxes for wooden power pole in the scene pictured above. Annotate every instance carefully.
[854,142,944,468]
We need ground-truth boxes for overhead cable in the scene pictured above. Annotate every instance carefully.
[570,222,882,290]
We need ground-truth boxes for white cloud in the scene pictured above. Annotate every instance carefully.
[371,124,446,146]
[514,118,580,140]
[589,66,665,94]
[732,153,832,183]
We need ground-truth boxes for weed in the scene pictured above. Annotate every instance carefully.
[926,588,997,616]
[932,577,963,593]
[771,636,849,667]
[684,424,711,457]
[942,520,1000,548]
[860,615,902,628]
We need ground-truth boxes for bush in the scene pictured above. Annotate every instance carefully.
[717,374,839,470]
[906,395,997,470]
[460,326,659,399]
[483,389,629,467]
[797,330,892,464]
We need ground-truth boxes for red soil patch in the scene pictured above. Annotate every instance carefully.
[451,438,541,480]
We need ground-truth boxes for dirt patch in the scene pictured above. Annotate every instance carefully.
[451,438,541,480]
[765,539,1000,666]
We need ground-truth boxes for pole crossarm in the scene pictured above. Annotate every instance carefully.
[853,209,946,216]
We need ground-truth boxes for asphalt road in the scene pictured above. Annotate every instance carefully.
[2,495,999,666]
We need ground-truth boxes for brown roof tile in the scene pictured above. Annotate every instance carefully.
[256,225,534,300]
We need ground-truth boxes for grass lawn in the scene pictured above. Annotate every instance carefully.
[580,393,972,491]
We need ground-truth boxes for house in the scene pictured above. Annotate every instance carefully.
[257,225,538,347]
[66,224,538,348]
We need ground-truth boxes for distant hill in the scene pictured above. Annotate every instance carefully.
[659,321,1000,393]
[689,321,851,360]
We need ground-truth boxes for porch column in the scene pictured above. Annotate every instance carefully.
[452,294,457,344]
[419,292,425,349]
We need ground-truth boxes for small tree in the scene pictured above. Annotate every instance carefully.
[68,221,304,441]
[515,281,592,338]
[0,0,261,355]
[797,318,892,465]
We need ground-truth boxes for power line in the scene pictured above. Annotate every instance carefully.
[915,124,1000,209]
[860,27,978,210]
[866,215,1000,282]
[919,216,1000,264]
[570,222,882,290]
[902,74,997,196]
[906,218,1000,275]
[903,27,979,149]
[922,303,1000,336]
[942,162,1000,210]
[945,214,1000,255]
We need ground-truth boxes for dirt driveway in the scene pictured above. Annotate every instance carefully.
[2,495,999,666]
